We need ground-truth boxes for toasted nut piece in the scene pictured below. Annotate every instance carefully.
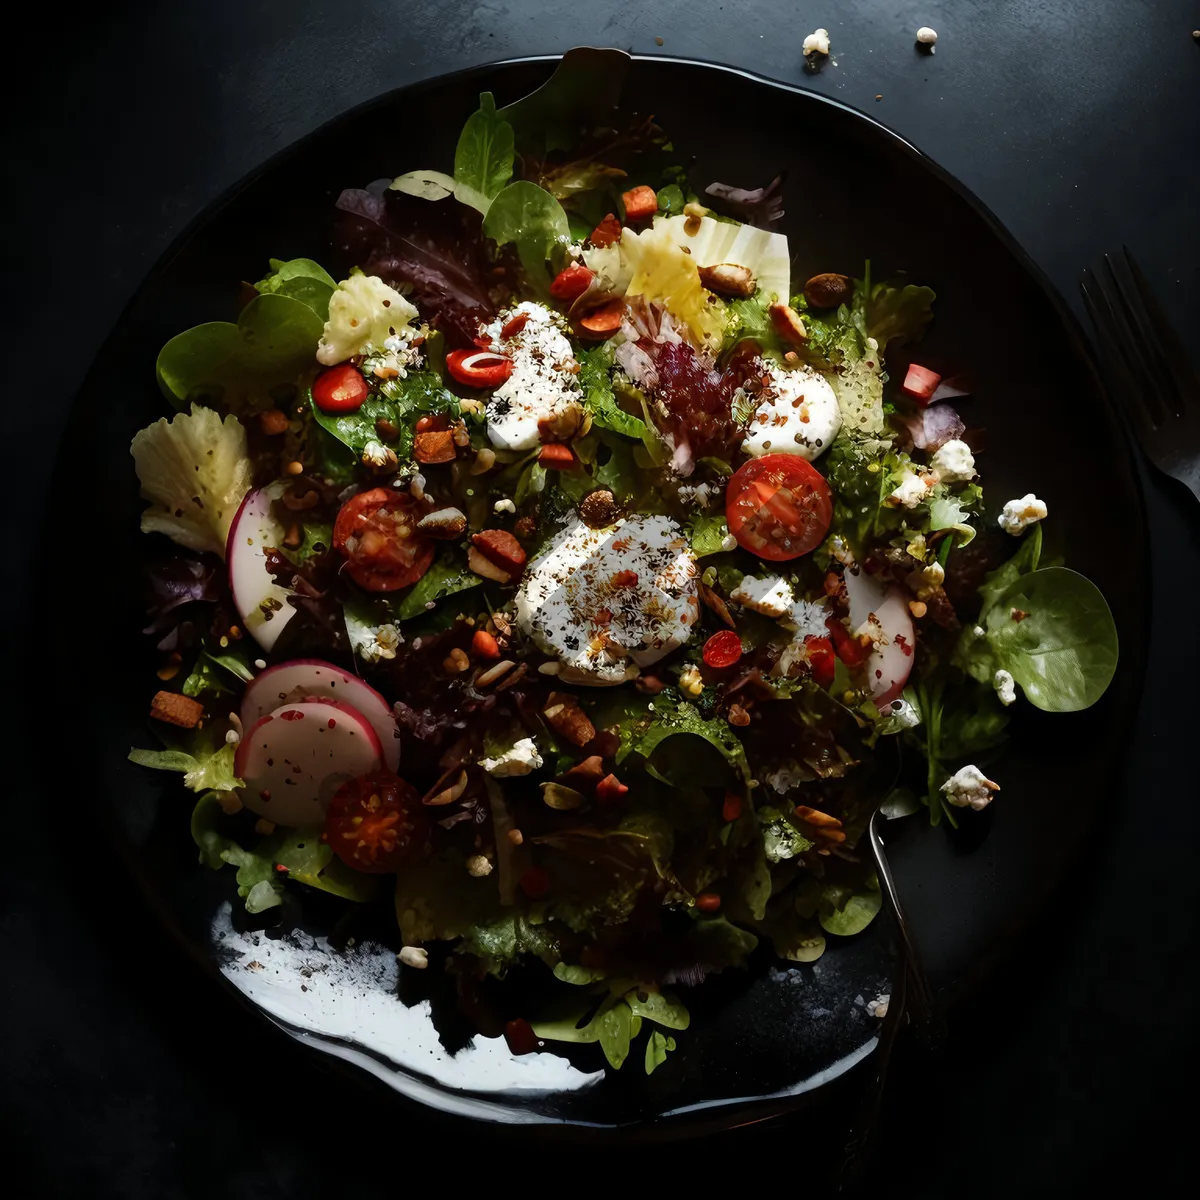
[472,629,501,659]
[466,854,493,877]
[467,545,513,584]
[804,272,854,309]
[281,487,320,511]
[282,522,303,550]
[699,583,736,628]
[537,402,585,441]
[542,692,596,747]
[413,430,457,464]
[469,447,497,475]
[794,805,843,829]
[475,659,516,688]
[727,703,751,727]
[769,303,809,344]
[541,782,585,810]
[450,420,471,448]
[471,529,527,575]
[375,416,400,441]
[398,946,429,968]
[579,488,619,528]
[149,691,204,729]
[908,600,928,618]
[635,674,664,695]
[416,507,468,539]
[442,647,471,674]
[259,409,290,436]
[493,662,527,691]
[423,767,469,806]
[698,263,757,298]
[285,460,305,476]
[683,201,709,236]
[506,828,524,846]
[595,774,629,804]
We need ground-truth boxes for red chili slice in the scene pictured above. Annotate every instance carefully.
[446,348,514,389]
[312,364,369,414]
[550,264,595,302]
[804,635,836,687]
[702,630,743,669]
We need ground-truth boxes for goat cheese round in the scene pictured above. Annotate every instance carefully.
[515,515,700,684]
[999,493,1048,535]
[742,362,841,462]
[483,302,581,451]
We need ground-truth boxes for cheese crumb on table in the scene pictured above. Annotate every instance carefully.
[941,764,1000,810]
[802,28,830,56]
[916,27,938,49]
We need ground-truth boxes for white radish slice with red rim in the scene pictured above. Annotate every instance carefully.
[241,658,401,771]
[226,483,296,653]
[844,567,916,710]
[234,698,383,828]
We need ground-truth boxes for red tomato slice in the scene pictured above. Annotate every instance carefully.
[725,454,833,561]
[445,348,513,389]
[333,488,434,592]
[322,770,428,873]
[312,364,369,413]
[702,630,743,669]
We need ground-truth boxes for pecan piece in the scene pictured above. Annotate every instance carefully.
[412,430,457,464]
[542,692,596,747]
[698,263,757,298]
[150,691,204,729]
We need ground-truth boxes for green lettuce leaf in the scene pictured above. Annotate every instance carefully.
[622,697,751,784]
[483,182,571,293]
[757,805,814,863]
[645,1030,677,1074]
[453,92,515,213]
[579,346,648,439]
[456,914,563,978]
[819,878,882,936]
[394,850,502,944]
[255,257,336,321]
[393,555,480,621]
[128,740,241,793]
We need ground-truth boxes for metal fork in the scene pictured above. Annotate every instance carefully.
[1080,248,1200,504]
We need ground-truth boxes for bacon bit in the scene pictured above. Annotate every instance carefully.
[695,892,721,913]
[538,442,578,470]
[471,629,501,660]
[149,690,204,729]
[471,529,527,574]
[1011,608,1029,622]
[589,212,623,248]
[549,263,595,302]
[795,805,843,829]
[621,185,658,221]
[577,300,625,339]
[500,311,530,339]
[611,569,639,589]
[413,430,457,464]
[519,866,551,899]
[595,774,629,804]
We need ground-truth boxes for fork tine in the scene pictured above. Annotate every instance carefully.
[1081,266,1163,432]
[1103,253,1182,421]
[1121,247,1200,419]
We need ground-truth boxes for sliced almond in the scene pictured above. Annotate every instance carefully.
[416,507,468,539]
[541,782,585,810]
[423,767,468,806]
[467,545,513,584]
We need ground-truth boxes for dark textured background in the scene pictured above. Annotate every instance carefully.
[5,2,1198,1195]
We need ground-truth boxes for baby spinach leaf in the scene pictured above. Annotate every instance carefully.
[819,879,882,936]
[393,556,480,620]
[984,567,1119,712]
[255,257,336,321]
[156,293,323,412]
[645,1030,677,1074]
[978,523,1043,612]
[453,92,514,213]
[626,989,690,1030]
[268,829,382,903]
[483,181,570,292]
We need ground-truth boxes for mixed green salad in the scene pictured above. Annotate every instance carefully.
[129,52,1118,1074]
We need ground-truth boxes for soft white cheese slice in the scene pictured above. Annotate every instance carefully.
[742,360,841,461]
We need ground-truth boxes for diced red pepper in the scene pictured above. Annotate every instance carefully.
[902,363,942,405]
[824,618,871,667]
[722,791,743,822]
[695,892,722,913]
[621,185,658,221]
[549,264,595,303]
[445,348,514,389]
[702,630,743,669]
[471,629,501,659]
[538,443,578,470]
[312,364,369,414]
[471,529,527,574]
[804,635,837,688]
[589,213,623,248]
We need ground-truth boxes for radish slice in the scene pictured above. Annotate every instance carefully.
[844,568,916,709]
[241,659,400,771]
[226,483,296,652]
[234,698,383,828]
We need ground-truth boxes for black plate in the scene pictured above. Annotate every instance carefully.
[55,52,1147,1134]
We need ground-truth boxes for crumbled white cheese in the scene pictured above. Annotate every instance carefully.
[887,469,932,509]
[783,597,832,639]
[866,993,891,1018]
[941,764,1000,811]
[360,623,402,664]
[930,438,976,483]
[742,359,841,462]
[993,669,1017,707]
[999,493,1048,536]
[482,302,581,451]
[916,27,938,47]
[493,498,517,514]
[479,736,543,777]
[465,854,494,877]
[360,439,393,468]
[515,515,699,684]
[398,946,429,969]
[732,574,795,619]
[363,328,424,379]
[677,482,716,509]
[803,28,831,56]
[318,274,420,367]
[764,761,808,794]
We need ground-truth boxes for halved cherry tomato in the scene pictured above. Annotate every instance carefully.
[519,866,551,899]
[446,348,513,389]
[825,616,871,667]
[804,635,836,688]
[702,630,743,669]
[322,770,428,874]
[577,300,625,339]
[333,487,434,592]
[312,364,369,414]
[550,263,595,302]
[725,454,833,561]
